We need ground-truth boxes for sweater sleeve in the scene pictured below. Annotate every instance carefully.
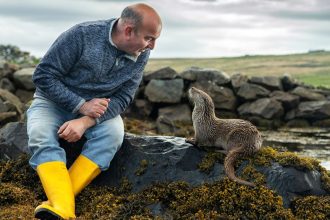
[32,25,86,113]
[95,59,147,124]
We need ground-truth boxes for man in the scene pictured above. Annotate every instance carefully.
[27,3,162,219]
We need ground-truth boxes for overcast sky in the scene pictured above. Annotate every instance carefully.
[0,0,329,58]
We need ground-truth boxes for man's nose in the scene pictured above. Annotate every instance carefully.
[147,40,155,50]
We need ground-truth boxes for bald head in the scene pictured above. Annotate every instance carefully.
[120,3,162,32]
[113,3,162,56]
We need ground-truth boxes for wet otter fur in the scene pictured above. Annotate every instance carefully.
[187,87,262,187]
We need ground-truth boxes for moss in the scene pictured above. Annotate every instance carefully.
[135,159,149,176]
[198,151,225,174]
[0,182,35,206]
[1,147,329,219]
[124,118,157,135]
[292,196,330,220]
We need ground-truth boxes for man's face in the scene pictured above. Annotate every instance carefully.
[126,22,162,57]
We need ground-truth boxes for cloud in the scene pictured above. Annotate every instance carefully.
[0,0,329,58]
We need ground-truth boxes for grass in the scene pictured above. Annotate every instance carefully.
[146,51,330,88]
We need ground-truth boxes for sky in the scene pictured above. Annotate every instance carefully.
[0,0,329,58]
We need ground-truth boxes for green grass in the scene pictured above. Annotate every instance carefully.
[146,51,330,88]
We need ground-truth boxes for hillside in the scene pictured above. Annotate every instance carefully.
[146,51,330,88]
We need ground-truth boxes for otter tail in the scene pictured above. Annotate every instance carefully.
[224,147,255,187]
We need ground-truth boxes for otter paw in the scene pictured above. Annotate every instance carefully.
[185,138,196,145]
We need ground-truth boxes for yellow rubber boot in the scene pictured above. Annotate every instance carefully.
[69,155,101,196]
[35,161,76,220]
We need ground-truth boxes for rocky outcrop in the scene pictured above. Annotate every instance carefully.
[1,122,329,208]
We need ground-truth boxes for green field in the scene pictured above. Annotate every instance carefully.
[145,51,330,88]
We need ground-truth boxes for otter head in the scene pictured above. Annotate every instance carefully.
[188,87,215,109]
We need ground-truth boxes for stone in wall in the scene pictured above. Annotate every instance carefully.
[180,67,230,85]
[237,83,271,100]
[238,98,284,119]
[144,79,184,103]
[143,66,178,81]
[250,76,283,91]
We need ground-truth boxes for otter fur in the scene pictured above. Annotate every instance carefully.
[188,87,262,187]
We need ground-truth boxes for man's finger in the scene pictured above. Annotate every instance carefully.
[58,122,68,134]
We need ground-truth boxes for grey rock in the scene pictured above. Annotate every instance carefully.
[180,66,230,85]
[281,74,299,91]
[237,83,271,100]
[258,162,327,207]
[15,89,34,104]
[250,76,283,91]
[13,67,36,90]
[0,89,24,117]
[270,91,300,110]
[238,98,284,119]
[0,99,9,113]
[133,99,153,117]
[191,81,237,110]
[156,104,192,134]
[143,67,177,81]
[296,101,330,120]
[285,119,310,128]
[0,78,16,93]
[230,73,248,92]
[145,79,184,103]
[291,86,326,101]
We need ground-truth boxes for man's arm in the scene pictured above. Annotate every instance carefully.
[96,60,147,124]
[33,25,86,113]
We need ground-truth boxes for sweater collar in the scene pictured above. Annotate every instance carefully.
[109,18,138,62]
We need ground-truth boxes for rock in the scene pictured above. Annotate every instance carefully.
[0,122,328,208]
[132,99,153,117]
[250,76,283,91]
[238,98,284,119]
[258,162,327,207]
[0,89,24,117]
[285,119,310,128]
[246,116,283,129]
[145,79,184,103]
[0,78,16,93]
[270,91,300,110]
[0,61,19,79]
[143,67,177,81]
[281,74,299,91]
[312,119,330,127]
[0,122,28,160]
[230,73,248,92]
[12,67,36,90]
[0,99,9,113]
[15,89,34,104]
[180,67,230,85]
[237,83,270,100]
[291,86,326,101]
[156,104,192,134]
[296,101,330,120]
[191,81,237,110]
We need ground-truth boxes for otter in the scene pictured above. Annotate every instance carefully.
[187,87,262,187]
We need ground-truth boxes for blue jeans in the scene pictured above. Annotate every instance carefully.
[26,97,124,171]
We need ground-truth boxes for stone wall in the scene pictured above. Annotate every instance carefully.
[1,61,330,131]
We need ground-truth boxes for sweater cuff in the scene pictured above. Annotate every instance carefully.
[72,98,86,113]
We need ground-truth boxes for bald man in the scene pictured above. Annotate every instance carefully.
[27,3,162,219]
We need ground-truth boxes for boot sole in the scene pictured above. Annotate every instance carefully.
[35,208,62,220]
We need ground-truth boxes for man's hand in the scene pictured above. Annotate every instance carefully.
[58,116,96,142]
[79,98,110,118]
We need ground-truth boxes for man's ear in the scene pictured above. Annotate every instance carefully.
[124,25,134,39]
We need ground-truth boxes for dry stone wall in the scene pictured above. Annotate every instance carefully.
[1,60,330,131]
